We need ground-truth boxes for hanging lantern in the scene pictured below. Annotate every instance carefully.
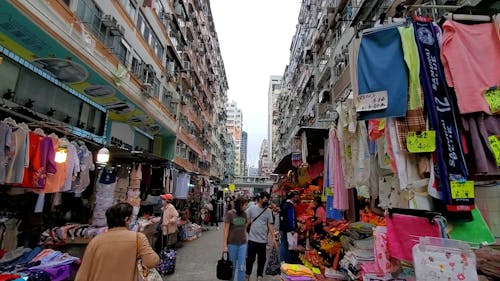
[97,147,110,164]
[54,145,68,163]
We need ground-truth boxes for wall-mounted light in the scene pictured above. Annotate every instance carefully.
[55,145,68,163]
[63,115,72,123]
[96,147,110,164]
[47,108,56,117]
[24,99,35,109]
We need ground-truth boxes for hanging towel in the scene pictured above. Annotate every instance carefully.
[357,26,409,120]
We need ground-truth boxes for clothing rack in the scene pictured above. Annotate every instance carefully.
[444,12,492,22]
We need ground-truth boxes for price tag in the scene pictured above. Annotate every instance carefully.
[378,118,386,130]
[407,130,436,153]
[485,87,500,114]
[450,181,475,199]
[325,188,333,196]
[356,91,388,112]
[488,135,500,166]
[312,267,321,274]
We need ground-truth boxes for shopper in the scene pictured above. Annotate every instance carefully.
[312,196,326,234]
[210,196,219,229]
[160,193,179,249]
[75,203,159,281]
[245,191,277,281]
[223,196,249,281]
[279,191,299,263]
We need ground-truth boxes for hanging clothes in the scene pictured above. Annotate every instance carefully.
[5,122,29,185]
[44,135,67,193]
[415,20,470,211]
[92,167,117,226]
[59,140,80,192]
[73,144,94,195]
[357,24,409,120]
[0,122,13,184]
[441,20,500,114]
[328,127,348,210]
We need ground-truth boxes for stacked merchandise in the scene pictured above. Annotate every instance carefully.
[280,263,314,281]
[39,224,108,245]
[0,247,79,281]
[179,223,202,241]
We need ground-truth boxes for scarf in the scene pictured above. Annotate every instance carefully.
[413,20,472,211]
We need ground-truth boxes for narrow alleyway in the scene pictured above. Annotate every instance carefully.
[165,226,280,281]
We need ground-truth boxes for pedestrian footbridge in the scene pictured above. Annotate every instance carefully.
[231,176,275,190]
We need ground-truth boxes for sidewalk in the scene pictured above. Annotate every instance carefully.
[165,226,280,281]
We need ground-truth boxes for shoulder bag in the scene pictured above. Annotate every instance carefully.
[136,233,163,281]
[246,207,268,233]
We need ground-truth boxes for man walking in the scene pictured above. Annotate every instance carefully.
[245,191,277,281]
[279,191,299,264]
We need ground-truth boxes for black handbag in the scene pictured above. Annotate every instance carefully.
[216,252,233,280]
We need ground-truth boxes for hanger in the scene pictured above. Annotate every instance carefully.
[444,12,492,22]
[2,117,17,126]
[34,128,46,136]
[361,19,409,36]
[387,208,441,224]
[17,122,30,131]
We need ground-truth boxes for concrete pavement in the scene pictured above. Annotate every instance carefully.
[165,226,280,281]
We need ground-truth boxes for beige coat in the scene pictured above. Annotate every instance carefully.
[162,203,179,235]
[75,227,159,281]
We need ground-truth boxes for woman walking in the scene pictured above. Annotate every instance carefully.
[222,197,248,281]
[75,203,159,281]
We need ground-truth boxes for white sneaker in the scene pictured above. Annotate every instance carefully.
[244,275,250,281]
[216,226,220,230]
[257,276,263,281]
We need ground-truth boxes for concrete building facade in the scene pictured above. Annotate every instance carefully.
[226,100,244,176]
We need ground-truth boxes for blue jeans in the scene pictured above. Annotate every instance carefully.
[228,243,247,281]
[280,231,289,263]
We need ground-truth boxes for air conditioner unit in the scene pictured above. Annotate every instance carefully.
[141,83,152,97]
[102,15,117,27]
[110,24,125,36]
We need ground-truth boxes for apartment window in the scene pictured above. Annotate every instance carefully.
[152,77,160,98]
[76,0,102,34]
[122,0,137,21]
[137,12,164,60]
[115,39,131,66]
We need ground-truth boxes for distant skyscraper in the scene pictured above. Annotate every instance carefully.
[268,76,282,169]
[258,139,272,177]
[248,165,259,177]
[241,131,248,176]
[226,101,244,176]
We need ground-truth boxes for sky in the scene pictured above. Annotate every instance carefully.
[210,0,301,167]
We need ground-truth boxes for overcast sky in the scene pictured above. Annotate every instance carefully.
[210,0,301,167]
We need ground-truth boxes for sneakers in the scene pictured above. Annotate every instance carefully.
[257,276,263,281]
[244,275,250,281]
[216,226,220,230]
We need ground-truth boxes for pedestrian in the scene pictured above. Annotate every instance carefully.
[160,193,179,249]
[245,191,277,281]
[75,202,159,281]
[210,196,219,229]
[223,196,249,281]
[279,191,300,264]
[312,196,326,235]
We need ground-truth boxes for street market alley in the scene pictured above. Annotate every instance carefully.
[166,227,280,281]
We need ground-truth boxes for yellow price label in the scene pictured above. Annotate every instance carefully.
[325,188,333,196]
[488,135,500,166]
[378,118,386,130]
[407,130,436,153]
[312,267,321,274]
[450,181,475,199]
[485,87,500,114]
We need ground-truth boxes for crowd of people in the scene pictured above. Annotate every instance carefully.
[222,191,326,281]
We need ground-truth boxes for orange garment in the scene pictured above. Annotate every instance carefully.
[441,20,500,114]
[20,132,41,188]
[44,138,67,193]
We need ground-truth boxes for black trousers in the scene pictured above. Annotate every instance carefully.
[246,240,267,277]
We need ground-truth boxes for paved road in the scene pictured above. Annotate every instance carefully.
[165,226,280,281]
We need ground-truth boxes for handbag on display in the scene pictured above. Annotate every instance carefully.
[216,251,233,280]
[136,234,163,281]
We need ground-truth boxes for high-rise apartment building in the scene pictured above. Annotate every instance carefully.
[226,101,244,176]
[268,76,283,167]
[258,139,272,177]
[241,131,248,176]
[0,0,229,184]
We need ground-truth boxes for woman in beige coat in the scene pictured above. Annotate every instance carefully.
[160,193,179,248]
[75,203,159,281]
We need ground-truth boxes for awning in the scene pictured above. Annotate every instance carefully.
[273,153,292,175]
